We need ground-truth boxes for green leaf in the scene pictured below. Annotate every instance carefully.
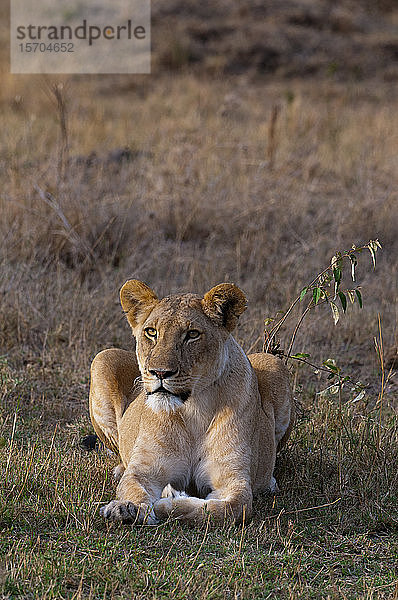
[330,301,339,325]
[264,317,274,327]
[291,352,311,359]
[333,267,342,285]
[367,239,382,269]
[323,358,339,372]
[355,289,363,308]
[368,244,376,268]
[347,290,356,304]
[338,291,347,313]
[349,254,357,281]
[313,287,322,305]
[331,253,342,269]
[299,287,308,301]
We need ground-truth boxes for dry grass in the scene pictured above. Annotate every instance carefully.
[1,75,397,379]
[1,356,397,599]
[0,7,398,597]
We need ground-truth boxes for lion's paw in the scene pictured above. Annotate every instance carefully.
[154,496,205,523]
[153,497,173,520]
[100,500,138,523]
[100,500,159,525]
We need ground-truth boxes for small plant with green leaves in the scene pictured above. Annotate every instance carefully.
[263,240,382,381]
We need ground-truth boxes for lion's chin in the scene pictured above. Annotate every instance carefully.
[145,392,184,414]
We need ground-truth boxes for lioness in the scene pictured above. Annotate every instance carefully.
[89,280,294,525]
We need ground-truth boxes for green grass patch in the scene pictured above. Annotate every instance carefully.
[1,363,397,599]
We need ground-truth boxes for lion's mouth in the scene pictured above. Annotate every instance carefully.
[147,386,190,403]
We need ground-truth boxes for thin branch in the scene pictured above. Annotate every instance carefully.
[34,184,95,259]
[284,302,312,364]
[264,243,374,355]
[281,353,335,375]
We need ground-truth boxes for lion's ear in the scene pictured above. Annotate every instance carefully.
[202,283,247,332]
[120,280,158,330]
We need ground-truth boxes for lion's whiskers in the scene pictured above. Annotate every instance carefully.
[132,376,144,394]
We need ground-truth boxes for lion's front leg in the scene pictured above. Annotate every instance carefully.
[100,439,190,525]
[89,348,141,456]
[100,469,164,525]
[100,464,164,525]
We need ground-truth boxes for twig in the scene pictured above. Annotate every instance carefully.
[5,411,18,485]
[34,184,94,259]
[337,372,343,492]
[281,353,334,374]
[267,104,280,169]
[284,302,312,364]
[375,313,385,449]
[52,82,69,181]
[264,497,342,520]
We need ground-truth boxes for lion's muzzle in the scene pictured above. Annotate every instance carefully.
[147,385,190,403]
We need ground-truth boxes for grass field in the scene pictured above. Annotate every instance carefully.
[1,1,398,598]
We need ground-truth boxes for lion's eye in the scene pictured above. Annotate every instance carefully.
[186,329,201,341]
[144,327,157,340]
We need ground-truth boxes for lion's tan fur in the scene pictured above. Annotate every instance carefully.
[90,280,294,525]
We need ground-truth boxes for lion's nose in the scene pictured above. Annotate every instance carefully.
[149,369,178,380]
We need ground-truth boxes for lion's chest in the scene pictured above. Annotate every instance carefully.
[169,450,212,498]
[166,407,215,497]
[169,403,242,497]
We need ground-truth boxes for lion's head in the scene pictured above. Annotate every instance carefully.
[120,280,247,413]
